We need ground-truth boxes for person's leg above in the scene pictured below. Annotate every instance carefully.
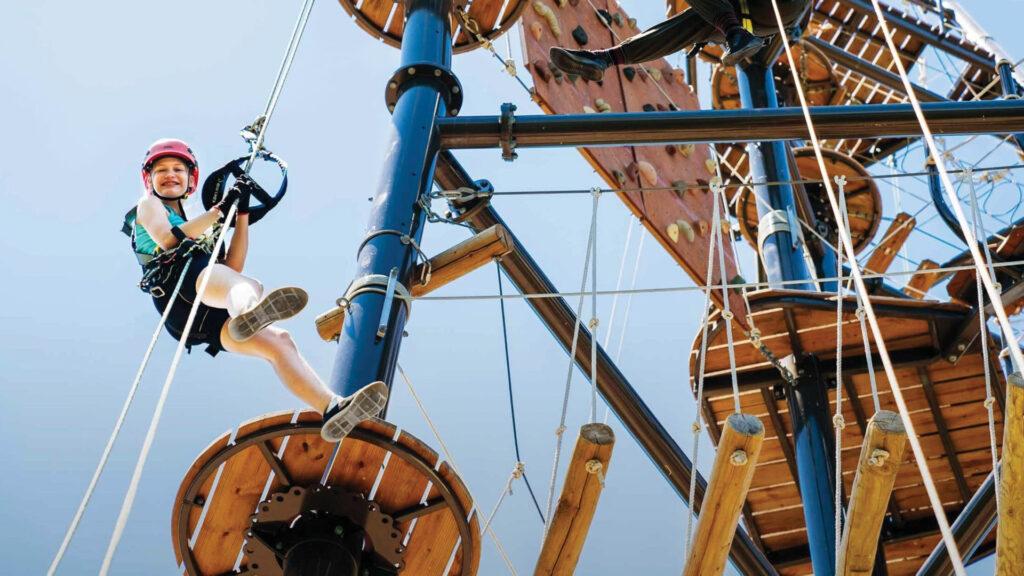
[687,0,765,66]
[196,263,307,342]
[550,9,710,81]
[220,324,388,442]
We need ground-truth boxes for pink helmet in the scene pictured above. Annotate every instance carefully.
[141,138,199,196]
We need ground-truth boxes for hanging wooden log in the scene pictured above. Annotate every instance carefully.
[904,259,941,299]
[838,410,908,575]
[864,212,915,275]
[997,372,1024,575]
[314,224,514,341]
[682,413,764,576]
[534,424,615,576]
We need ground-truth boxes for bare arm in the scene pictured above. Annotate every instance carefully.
[136,196,223,251]
[223,212,249,272]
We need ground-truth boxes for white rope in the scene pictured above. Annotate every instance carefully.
[589,188,602,423]
[602,215,636,350]
[48,262,192,576]
[769,1,968,572]
[544,194,600,534]
[710,180,743,414]
[833,192,846,570]
[99,2,317,571]
[412,258,1024,302]
[966,171,1003,515]
[604,228,645,424]
[396,363,519,575]
[683,176,723,564]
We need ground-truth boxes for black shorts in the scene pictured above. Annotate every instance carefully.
[150,252,230,357]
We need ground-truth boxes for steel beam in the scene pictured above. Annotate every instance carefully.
[917,471,998,575]
[329,0,452,398]
[434,151,779,576]
[436,100,1024,150]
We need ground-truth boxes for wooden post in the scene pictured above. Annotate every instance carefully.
[314,224,513,341]
[837,410,908,575]
[997,372,1024,575]
[534,424,615,576]
[682,414,764,576]
[903,259,941,299]
[865,212,915,275]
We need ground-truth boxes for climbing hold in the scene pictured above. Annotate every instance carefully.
[704,158,717,175]
[612,170,626,188]
[642,103,655,112]
[697,220,709,237]
[666,145,676,156]
[667,223,680,243]
[530,21,544,41]
[533,1,561,37]
[548,61,564,84]
[566,73,580,84]
[533,60,550,82]
[572,25,589,46]
[595,98,612,113]
[655,104,667,112]
[627,17,637,29]
[678,143,695,158]
[596,9,613,26]
[623,66,636,81]
[671,181,688,195]
[672,68,686,85]
[676,219,696,242]
[637,161,658,187]
[612,12,624,27]
[647,67,663,82]
[583,105,597,114]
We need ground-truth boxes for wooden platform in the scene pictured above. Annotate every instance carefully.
[338,0,528,54]
[688,289,1004,575]
[172,411,481,575]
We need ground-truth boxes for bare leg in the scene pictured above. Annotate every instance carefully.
[220,323,334,412]
[196,264,263,317]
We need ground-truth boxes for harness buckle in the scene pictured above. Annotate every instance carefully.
[150,286,166,299]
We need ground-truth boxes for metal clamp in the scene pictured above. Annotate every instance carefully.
[338,272,412,319]
[757,209,791,255]
[356,229,431,286]
[385,62,463,116]
[500,103,518,162]
[378,267,400,338]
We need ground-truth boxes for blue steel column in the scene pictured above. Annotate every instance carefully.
[330,0,452,399]
[737,58,837,574]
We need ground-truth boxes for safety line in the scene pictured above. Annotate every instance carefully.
[771,1,969,572]
[588,189,601,423]
[412,257,1024,302]
[396,363,519,574]
[98,1,318,572]
[47,261,192,576]
[434,162,1024,198]
[496,265,547,523]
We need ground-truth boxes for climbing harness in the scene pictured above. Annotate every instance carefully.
[201,148,289,226]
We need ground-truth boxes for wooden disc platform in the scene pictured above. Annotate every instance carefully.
[711,41,844,110]
[946,217,1024,312]
[338,0,528,54]
[172,411,480,575]
[734,147,882,255]
[689,289,1004,575]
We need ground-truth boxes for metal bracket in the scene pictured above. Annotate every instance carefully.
[385,62,463,116]
[500,102,518,162]
[757,209,791,255]
[377,267,400,338]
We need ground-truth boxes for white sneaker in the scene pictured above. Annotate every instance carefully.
[320,381,390,442]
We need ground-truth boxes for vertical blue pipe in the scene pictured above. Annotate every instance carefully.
[737,60,837,574]
[330,0,453,399]
[997,60,1024,151]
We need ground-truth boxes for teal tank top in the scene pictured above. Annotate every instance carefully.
[133,205,186,256]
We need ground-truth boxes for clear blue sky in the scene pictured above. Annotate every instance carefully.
[1,1,1016,574]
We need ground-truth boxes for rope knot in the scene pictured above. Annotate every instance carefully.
[554,425,567,437]
[984,397,996,409]
[590,186,602,198]
[584,459,603,475]
[729,450,749,466]
[512,462,525,479]
[868,448,891,468]
[722,310,734,321]
[855,307,866,320]
[691,421,701,434]
[588,317,600,330]
[832,414,847,430]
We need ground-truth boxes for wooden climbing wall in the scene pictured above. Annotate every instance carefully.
[521,0,749,327]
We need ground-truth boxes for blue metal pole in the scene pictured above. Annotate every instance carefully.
[330,0,453,400]
[736,58,837,574]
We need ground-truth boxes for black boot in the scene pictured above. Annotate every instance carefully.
[549,47,612,82]
[721,28,765,66]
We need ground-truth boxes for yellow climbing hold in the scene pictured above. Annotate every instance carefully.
[533,1,561,37]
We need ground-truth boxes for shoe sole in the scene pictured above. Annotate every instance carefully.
[227,286,308,342]
[549,49,606,82]
[321,381,390,442]
[721,39,766,67]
